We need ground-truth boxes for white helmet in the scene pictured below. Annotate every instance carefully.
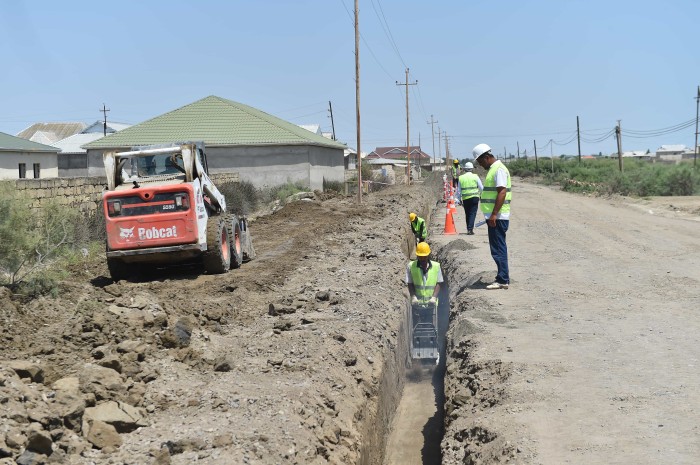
[472,143,492,159]
[464,162,474,170]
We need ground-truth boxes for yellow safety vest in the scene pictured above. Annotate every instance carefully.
[411,217,426,239]
[480,160,512,217]
[410,260,440,302]
[459,172,480,200]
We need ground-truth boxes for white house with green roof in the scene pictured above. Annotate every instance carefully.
[0,131,59,179]
[82,96,347,190]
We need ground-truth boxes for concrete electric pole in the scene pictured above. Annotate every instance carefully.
[427,115,438,168]
[577,115,582,164]
[101,104,110,137]
[694,86,699,168]
[396,68,417,184]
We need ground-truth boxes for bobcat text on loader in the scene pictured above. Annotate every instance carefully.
[102,142,254,280]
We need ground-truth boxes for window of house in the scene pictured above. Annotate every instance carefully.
[33,163,40,179]
[19,163,26,179]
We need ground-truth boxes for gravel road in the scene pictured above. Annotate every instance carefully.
[436,182,700,464]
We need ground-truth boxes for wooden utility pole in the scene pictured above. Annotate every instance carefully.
[437,126,442,164]
[328,101,336,140]
[427,115,438,168]
[533,139,539,174]
[576,115,582,164]
[396,68,417,184]
[517,141,520,159]
[354,0,362,203]
[694,86,699,168]
[616,120,624,172]
[101,103,110,136]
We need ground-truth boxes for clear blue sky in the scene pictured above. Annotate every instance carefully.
[1,0,699,158]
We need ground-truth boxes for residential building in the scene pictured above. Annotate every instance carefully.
[16,122,86,145]
[0,131,59,179]
[83,96,346,190]
[53,121,132,177]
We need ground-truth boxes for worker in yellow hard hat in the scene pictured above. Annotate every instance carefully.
[406,242,443,306]
[409,212,427,244]
[451,159,461,190]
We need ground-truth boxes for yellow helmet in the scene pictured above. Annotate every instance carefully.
[415,242,431,257]
[409,212,417,222]
[453,159,459,164]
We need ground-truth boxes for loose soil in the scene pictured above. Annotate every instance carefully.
[2,178,699,465]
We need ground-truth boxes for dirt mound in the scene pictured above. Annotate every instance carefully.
[0,180,440,464]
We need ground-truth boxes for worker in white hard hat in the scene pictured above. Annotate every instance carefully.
[458,161,483,235]
[473,143,511,290]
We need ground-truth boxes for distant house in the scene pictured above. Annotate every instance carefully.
[368,145,432,165]
[621,150,652,159]
[656,144,689,163]
[52,121,132,177]
[16,122,86,145]
[0,131,59,179]
[83,96,346,190]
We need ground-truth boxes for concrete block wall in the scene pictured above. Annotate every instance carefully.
[2,171,240,213]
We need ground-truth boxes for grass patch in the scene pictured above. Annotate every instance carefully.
[507,158,700,197]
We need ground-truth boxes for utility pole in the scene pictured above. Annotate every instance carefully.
[576,115,582,164]
[328,101,336,141]
[533,139,539,174]
[694,86,699,168]
[396,68,417,184]
[549,139,554,173]
[444,132,450,163]
[100,103,110,136]
[427,115,438,168]
[437,127,442,165]
[354,0,362,203]
[616,120,623,172]
[517,141,520,160]
[503,146,506,162]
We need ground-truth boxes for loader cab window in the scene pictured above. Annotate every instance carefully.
[120,153,185,182]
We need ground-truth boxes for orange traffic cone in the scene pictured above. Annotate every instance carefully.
[443,211,457,235]
[449,199,457,214]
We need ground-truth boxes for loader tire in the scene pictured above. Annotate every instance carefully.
[226,214,243,269]
[202,216,231,274]
[107,258,130,282]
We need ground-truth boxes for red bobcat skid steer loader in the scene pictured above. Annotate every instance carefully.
[102,142,254,280]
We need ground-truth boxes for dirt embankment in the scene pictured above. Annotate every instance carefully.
[0,181,440,465]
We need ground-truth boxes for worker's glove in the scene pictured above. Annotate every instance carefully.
[411,295,419,305]
[429,296,437,305]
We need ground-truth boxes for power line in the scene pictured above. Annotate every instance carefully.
[372,0,407,68]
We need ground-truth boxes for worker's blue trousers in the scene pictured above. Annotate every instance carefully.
[487,219,510,284]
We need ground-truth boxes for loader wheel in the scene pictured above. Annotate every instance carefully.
[107,258,130,282]
[202,216,231,274]
[226,214,243,269]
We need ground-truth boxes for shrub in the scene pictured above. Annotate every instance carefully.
[323,178,344,193]
[0,185,79,292]
[219,180,258,217]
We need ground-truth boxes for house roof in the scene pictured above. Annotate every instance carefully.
[52,133,105,154]
[369,145,431,159]
[657,144,687,152]
[16,122,86,144]
[367,157,407,165]
[82,121,132,134]
[83,96,347,150]
[0,131,59,152]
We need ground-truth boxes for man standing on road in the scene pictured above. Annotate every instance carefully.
[473,144,511,290]
[409,212,427,244]
[458,161,483,235]
[406,242,443,305]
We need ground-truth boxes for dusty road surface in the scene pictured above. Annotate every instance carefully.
[435,183,700,464]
